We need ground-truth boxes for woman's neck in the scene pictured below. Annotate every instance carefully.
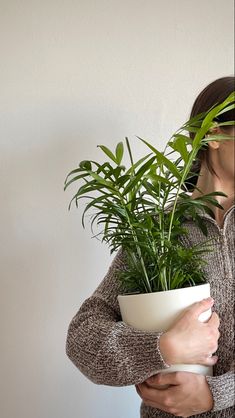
[191,165,235,227]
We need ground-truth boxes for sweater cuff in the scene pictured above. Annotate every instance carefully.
[206,371,235,411]
[128,328,170,384]
[156,333,171,369]
[116,322,169,385]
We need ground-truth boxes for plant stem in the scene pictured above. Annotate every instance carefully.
[167,138,203,242]
[122,197,152,292]
[120,143,152,292]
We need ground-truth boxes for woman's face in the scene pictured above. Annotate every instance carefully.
[218,127,235,180]
[209,127,235,183]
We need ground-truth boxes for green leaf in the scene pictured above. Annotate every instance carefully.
[89,172,116,189]
[125,153,153,175]
[137,137,182,180]
[115,174,131,187]
[115,142,124,165]
[216,121,235,127]
[97,145,117,164]
[168,136,189,163]
[125,137,134,166]
[195,214,208,236]
[202,191,227,197]
[64,167,83,184]
[81,194,116,227]
[64,172,90,190]
[79,160,92,170]
[201,134,232,142]
[148,173,174,186]
[217,102,235,116]
[122,156,156,195]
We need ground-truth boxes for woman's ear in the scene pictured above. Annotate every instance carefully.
[206,124,222,150]
[208,140,220,150]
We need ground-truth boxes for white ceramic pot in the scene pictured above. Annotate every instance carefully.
[118,283,212,376]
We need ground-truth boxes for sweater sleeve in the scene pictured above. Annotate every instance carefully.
[66,249,168,386]
[206,370,235,411]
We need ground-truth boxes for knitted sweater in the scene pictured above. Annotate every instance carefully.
[66,206,235,417]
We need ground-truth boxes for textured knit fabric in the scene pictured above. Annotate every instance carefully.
[66,206,235,417]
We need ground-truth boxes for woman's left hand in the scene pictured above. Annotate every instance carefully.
[136,372,213,417]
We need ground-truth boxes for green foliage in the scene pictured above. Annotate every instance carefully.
[64,93,234,293]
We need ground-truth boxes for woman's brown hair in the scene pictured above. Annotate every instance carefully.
[185,76,235,191]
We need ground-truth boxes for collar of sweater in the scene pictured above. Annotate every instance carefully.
[183,204,235,231]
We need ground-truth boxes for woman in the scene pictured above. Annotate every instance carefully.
[66,76,234,417]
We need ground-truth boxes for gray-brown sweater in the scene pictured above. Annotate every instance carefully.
[66,206,235,417]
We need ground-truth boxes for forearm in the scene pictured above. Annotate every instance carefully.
[66,296,168,386]
[206,371,235,411]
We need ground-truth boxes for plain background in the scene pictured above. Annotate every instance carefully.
[0,1,234,417]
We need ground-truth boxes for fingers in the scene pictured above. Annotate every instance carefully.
[136,382,161,400]
[196,353,218,367]
[146,372,182,387]
[136,383,164,410]
[186,297,214,319]
[208,312,220,329]
[136,380,171,406]
[206,312,220,356]
[205,355,218,366]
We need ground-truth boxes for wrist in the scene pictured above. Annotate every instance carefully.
[159,332,175,365]
[200,375,214,412]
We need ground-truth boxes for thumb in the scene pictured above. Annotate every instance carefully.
[186,297,214,319]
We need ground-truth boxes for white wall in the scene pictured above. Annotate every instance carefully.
[0,1,233,417]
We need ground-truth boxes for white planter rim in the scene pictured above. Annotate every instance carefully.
[118,283,209,299]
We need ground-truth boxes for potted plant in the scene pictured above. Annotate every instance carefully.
[64,93,234,377]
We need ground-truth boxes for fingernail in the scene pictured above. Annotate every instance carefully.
[204,297,214,302]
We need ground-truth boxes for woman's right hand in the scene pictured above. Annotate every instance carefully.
[159,297,220,366]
